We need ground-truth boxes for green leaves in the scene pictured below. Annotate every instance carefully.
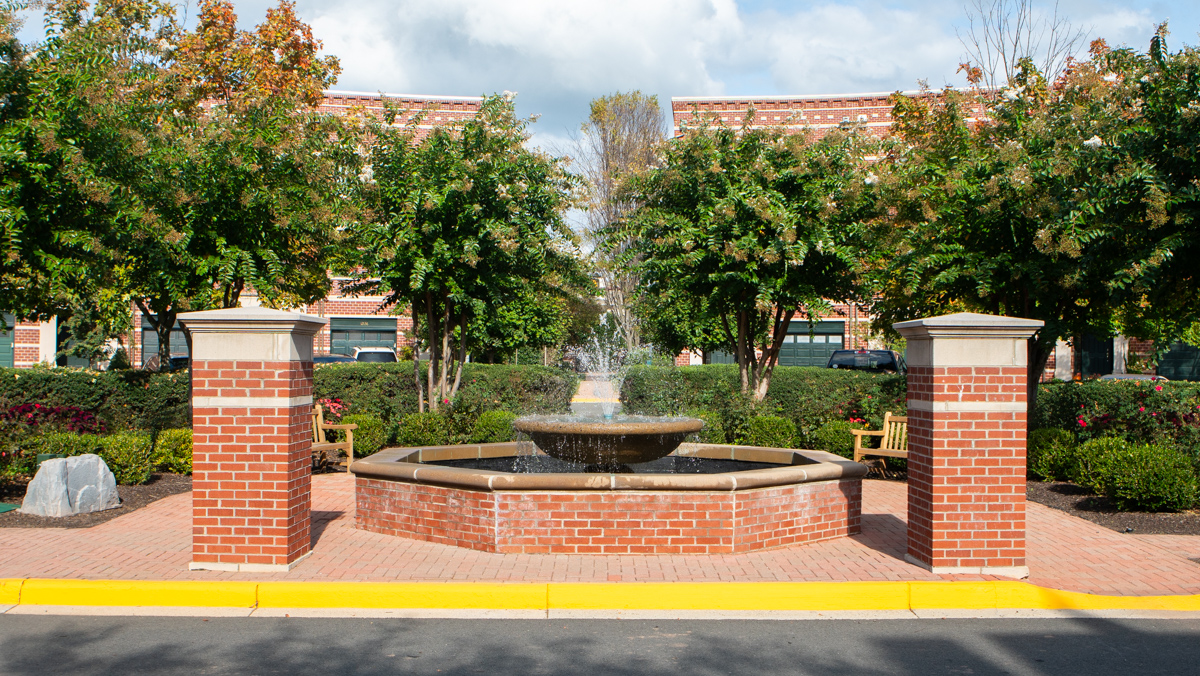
[625,118,877,400]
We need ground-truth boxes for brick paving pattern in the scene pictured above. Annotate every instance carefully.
[2,475,1198,596]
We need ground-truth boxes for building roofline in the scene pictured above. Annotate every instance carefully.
[324,90,484,102]
[671,90,950,103]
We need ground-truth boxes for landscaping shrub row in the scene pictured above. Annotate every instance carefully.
[314,362,579,446]
[620,364,906,448]
[0,428,192,485]
[1034,379,1200,454]
[0,367,190,432]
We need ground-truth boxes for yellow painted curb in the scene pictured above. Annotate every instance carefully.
[18,580,258,608]
[256,582,547,610]
[0,579,23,605]
[5,579,1200,612]
[547,582,911,611]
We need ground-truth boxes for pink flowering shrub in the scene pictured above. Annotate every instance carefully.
[1035,380,1200,453]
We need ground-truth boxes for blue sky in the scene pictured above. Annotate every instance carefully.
[16,0,1200,147]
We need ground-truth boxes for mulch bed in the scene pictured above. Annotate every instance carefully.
[0,473,192,529]
[1025,480,1200,536]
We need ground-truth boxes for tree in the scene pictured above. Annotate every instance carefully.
[957,0,1088,90]
[574,91,665,350]
[18,0,360,368]
[626,117,877,401]
[874,30,1200,401]
[354,93,583,411]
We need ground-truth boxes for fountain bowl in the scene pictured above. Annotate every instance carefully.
[512,415,704,466]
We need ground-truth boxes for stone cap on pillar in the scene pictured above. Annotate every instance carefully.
[893,312,1043,340]
[179,307,328,362]
[894,313,1043,368]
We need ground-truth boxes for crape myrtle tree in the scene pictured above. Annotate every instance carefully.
[13,0,362,368]
[625,117,878,402]
[873,29,1200,402]
[354,93,584,412]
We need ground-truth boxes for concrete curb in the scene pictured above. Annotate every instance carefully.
[4,579,1200,614]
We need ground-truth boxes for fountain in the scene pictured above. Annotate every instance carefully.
[350,325,866,554]
[511,414,703,469]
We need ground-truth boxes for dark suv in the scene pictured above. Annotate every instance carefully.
[826,349,906,374]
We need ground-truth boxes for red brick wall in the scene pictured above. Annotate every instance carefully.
[357,477,860,555]
[190,360,313,567]
[906,365,1027,571]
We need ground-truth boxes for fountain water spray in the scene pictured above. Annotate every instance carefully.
[565,315,652,419]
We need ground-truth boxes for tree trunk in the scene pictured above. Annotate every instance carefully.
[752,308,795,403]
[412,303,425,414]
[425,292,438,412]
[735,311,750,395]
[449,311,467,401]
[136,300,175,371]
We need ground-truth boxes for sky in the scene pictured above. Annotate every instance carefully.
[15,0,1200,150]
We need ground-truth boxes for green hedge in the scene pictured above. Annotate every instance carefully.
[741,415,796,448]
[0,367,190,432]
[1033,380,1200,453]
[340,414,386,458]
[153,429,193,475]
[315,362,578,443]
[621,365,906,446]
[470,410,518,444]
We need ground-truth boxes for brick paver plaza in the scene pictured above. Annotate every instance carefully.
[3,473,1198,597]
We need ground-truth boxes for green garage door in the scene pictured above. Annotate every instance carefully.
[778,320,844,367]
[141,318,188,367]
[708,320,845,367]
[0,313,14,367]
[1158,342,1200,381]
[330,318,397,356]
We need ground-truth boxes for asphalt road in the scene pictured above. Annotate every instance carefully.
[3,616,1200,675]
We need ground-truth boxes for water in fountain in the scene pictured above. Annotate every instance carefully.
[564,315,651,419]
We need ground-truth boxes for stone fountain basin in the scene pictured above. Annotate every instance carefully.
[350,442,865,491]
[349,443,867,555]
[511,415,704,466]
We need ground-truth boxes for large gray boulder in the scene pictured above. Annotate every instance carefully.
[21,454,120,517]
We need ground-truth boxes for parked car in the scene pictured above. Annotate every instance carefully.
[1097,373,1169,382]
[353,347,397,363]
[313,354,357,364]
[826,349,906,374]
[166,356,190,371]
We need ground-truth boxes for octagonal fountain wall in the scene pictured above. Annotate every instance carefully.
[349,439,867,555]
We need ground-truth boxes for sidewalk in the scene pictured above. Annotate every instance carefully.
[2,473,1199,598]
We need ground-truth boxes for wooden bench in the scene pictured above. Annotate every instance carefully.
[851,412,908,464]
[312,404,357,470]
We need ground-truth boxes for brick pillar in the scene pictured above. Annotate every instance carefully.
[894,312,1043,578]
[180,308,327,572]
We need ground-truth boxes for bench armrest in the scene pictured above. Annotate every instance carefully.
[322,423,358,430]
[850,430,884,437]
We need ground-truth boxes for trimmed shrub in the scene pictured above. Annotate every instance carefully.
[1034,379,1200,451]
[621,365,905,446]
[1072,437,1133,494]
[341,414,386,458]
[314,362,578,443]
[470,410,518,444]
[153,429,193,474]
[0,367,189,432]
[1027,428,1076,481]
[396,412,452,447]
[38,432,104,458]
[1095,442,1197,512]
[741,415,796,449]
[813,421,855,459]
[99,431,154,485]
[684,409,726,444]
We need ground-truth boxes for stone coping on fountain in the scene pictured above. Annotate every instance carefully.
[349,443,867,492]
